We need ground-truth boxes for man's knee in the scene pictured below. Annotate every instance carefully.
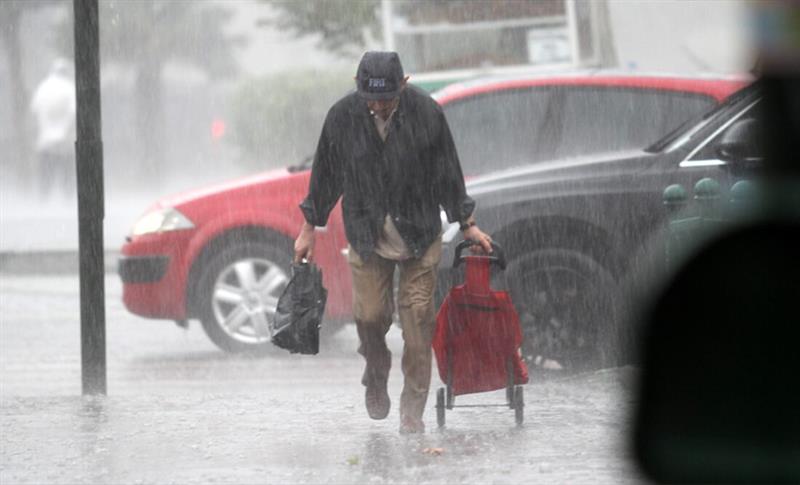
[398,295,436,332]
[354,301,393,326]
[398,269,436,306]
[404,341,433,358]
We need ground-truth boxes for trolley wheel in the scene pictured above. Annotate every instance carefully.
[513,385,524,425]
[446,384,454,409]
[506,358,515,408]
[446,354,455,409]
[436,387,446,428]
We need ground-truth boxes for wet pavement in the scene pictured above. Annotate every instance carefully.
[1,274,644,484]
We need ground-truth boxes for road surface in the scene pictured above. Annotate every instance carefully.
[1,274,644,484]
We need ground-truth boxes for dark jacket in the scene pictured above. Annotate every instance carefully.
[300,85,475,259]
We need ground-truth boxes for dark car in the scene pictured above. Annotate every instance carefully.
[444,83,762,371]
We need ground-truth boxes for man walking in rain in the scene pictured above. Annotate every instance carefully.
[294,51,492,433]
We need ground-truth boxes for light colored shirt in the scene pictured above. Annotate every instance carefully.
[371,107,412,261]
[30,71,76,156]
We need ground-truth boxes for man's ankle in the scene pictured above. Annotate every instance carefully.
[399,414,425,434]
[365,380,391,420]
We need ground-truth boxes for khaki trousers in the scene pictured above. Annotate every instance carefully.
[348,239,442,421]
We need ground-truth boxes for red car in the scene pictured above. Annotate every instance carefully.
[119,72,746,353]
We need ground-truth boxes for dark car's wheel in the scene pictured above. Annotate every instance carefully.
[196,239,291,354]
[506,248,620,371]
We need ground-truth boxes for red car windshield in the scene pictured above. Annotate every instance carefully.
[442,85,720,176]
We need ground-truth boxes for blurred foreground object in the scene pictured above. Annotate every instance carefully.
[634,207,800,482]
[634,1,800,481]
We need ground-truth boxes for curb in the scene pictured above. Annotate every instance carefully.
[0,250,120,275]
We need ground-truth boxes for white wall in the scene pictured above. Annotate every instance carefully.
[606,0,755,74]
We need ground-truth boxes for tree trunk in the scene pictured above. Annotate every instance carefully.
[592,0,618,68]
[1,9,33,186]
[133,60,164,184]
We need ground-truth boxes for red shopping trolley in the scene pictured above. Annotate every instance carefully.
[432,240,529,427]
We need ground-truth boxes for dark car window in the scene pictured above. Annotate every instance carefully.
[552,87,716,159]
[688,99,762,161]
[444,86,716,176]
[443,88,556,176]
[648,83,757,153]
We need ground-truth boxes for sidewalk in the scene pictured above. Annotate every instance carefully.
[0,250,120,274]
[0,188,145,274]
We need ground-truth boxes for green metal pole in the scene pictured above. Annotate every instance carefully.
[73,0,106,395]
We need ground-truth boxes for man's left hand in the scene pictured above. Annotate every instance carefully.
[463,225,493,254]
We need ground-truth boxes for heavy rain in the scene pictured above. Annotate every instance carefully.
[3,1,797,484]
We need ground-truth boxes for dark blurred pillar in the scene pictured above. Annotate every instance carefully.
[73,0,106,395]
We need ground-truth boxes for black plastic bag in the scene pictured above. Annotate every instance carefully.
[270,261,327,354]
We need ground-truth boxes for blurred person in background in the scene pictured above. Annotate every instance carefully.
[295,51,492,434]
[30,58,76,198]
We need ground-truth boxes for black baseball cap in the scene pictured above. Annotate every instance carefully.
[356,51,405,101]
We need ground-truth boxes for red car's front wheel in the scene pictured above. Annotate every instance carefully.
[196,239,291,354]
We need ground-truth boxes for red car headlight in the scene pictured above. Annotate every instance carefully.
[130,207,195,237]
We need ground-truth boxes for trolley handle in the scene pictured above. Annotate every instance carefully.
[453,240,507,270]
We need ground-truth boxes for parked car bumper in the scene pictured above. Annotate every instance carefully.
[120,230,195,320]
[118,255,170,283]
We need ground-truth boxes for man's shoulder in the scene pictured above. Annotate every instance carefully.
[327,90,361,117]
[404,85,441,112]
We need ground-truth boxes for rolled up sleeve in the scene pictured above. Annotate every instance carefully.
[299,113,343,227]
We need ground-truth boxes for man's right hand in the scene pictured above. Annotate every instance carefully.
[294,222,316,263]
